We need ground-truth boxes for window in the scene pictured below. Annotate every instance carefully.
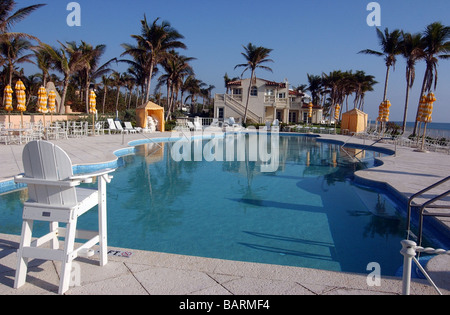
[265,89,274,96]
[289,112,297,123]
[250,86,258,96]
[232,88,242,95]
[278,92,286,99]
[218,107,224,119]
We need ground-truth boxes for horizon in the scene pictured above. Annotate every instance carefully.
[11,0,450,123]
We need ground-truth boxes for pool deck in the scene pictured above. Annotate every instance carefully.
[0,131,449,295]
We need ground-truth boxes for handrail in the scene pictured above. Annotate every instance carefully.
[223,94,262,123]
[406,176,450,243]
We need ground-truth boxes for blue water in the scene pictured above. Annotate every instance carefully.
[0,135,439,276]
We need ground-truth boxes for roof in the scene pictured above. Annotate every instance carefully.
[137,101,164,110]
[227,78,286,88]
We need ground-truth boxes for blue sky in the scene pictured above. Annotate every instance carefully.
[13,0,450,123]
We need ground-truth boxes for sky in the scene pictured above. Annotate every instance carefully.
[12,0,450,123]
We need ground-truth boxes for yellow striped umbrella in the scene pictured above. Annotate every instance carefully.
[382,100,391,122]
[419,92,437,151]
[15,80,26,127]
[3,85,13,125]
[89,90,97,135]
[308,102,313,119]
[37,86,48,114]
[89,90,97,114]
[47,90,57,123]
[334,104,340,121]
[416,95,427,122]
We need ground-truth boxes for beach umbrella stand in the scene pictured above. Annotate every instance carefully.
[415,92,436,152]
[37,86,48,139]
[89,90,97,136]
[3,85,13,126]
[48,90,57,123]
[15,80,27,128]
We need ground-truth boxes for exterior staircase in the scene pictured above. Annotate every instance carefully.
[218,94,262,124]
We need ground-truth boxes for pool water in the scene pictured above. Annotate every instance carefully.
[0,135,434,276]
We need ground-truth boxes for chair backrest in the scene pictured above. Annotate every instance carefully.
[114,121,124,130]
[229,117,236,125]
[107,119,117,130]
[273,119,279,126]
[22,140,76,205]
[124,122,133,129]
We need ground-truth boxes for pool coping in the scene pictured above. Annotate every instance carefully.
[0,131,449,295]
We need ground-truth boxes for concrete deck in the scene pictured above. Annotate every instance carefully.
[0,131,449,295]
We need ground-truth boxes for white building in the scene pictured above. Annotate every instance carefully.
[214,78,323,124]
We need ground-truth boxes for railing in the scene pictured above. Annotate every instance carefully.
[406,176,450,246]
[400,240,450,295]
[223,94,262,123]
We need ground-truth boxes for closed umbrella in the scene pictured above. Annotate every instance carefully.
[334,104,340,134]
[48,90,57,123]
[37,86,48,136]
[3,85,13,125]
[15,80,26,128]
[308,102,313,123]
[89,90,97,135]
[419,92,436,151]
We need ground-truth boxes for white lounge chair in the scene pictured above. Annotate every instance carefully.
[114,120,129,134]
[194,121,203,131]
[107,118,120,134]
[187,121,202,131]
[14,140,115,294]
[124,121,138,133]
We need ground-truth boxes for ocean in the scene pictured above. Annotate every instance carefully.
[370,121,450,139]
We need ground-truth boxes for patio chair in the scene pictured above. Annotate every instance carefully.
[194,121,203,131]
[124,121,139,133]
[14,140,115,294]
[114,120,129,134]
[187,121,201,131]
[106,118,120,134]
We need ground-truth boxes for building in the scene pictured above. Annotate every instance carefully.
[214,78,323,124]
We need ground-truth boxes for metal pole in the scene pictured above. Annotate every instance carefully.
[400,240,417,295]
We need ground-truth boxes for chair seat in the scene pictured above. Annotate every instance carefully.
[22,187,98,223]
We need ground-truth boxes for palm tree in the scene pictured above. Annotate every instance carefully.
[399,32,425,133]
[122,16,186,103]
[413,22,450,134]
[0,37,33,85]
[306,74,322,106]
[359,28,402,102]
[0,0,45,42]
[73,41,114,113]
[183,75,205,114]
[33,47,53,86]
[157,51,194,119]
[42,42,89,113]
[234,43,273,124]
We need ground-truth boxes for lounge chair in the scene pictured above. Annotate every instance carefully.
[114,120,129,134]
[14,140,115,294]
[194,121,203,131]
[271,119,280,132]
[124,121,139,133]
[107,118,120,134]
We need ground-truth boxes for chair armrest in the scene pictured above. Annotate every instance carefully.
[70,168,116,183]
[15,174,80,186]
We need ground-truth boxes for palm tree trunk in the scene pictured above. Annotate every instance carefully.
[145,61,154,103]
[383,65,390,101]
[402,72,412,134]
[59,79,70,114]
[243,70,255,124]
[102,86,107,114]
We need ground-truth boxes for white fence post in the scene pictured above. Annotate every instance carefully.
[400,239,417,295]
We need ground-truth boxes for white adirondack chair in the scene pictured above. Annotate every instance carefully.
[14,140,115,294]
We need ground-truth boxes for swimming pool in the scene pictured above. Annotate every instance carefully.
[0,134,438,276]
